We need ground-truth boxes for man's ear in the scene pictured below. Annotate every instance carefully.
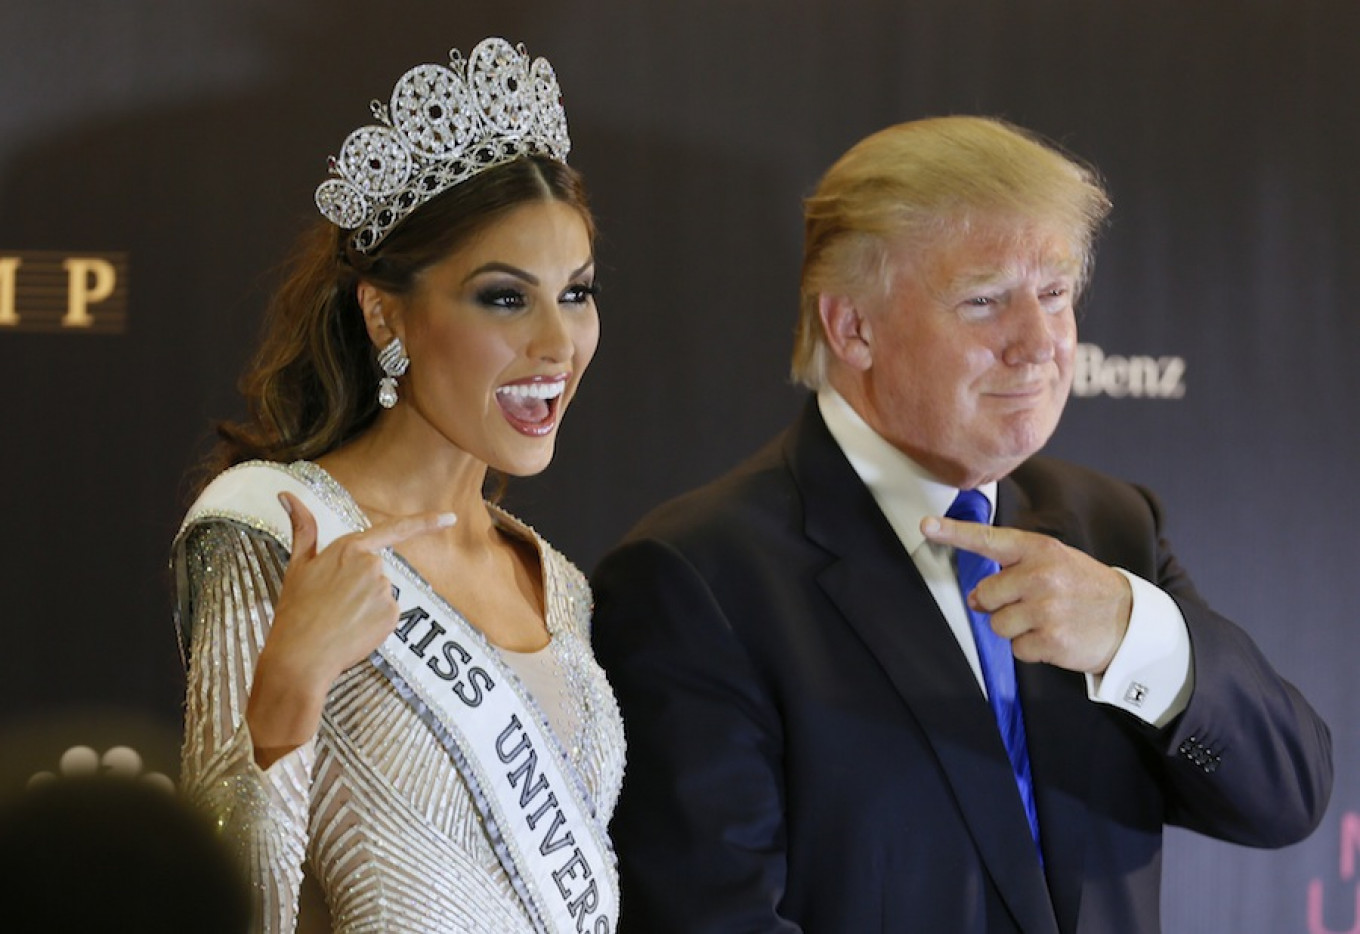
[818,293,874,371]
[356,281,400,347]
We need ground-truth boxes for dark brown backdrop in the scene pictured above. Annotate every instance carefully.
[1,2,1355,930]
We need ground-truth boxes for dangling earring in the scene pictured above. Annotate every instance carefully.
[376,337,410,408]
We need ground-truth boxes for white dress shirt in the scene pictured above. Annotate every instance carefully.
[818,389,1193,728]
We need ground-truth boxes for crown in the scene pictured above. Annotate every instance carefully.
[314,37,571,254]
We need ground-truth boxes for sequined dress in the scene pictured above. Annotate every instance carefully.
[176,462,626,933]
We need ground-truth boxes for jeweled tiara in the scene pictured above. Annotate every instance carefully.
[314,37,571,254]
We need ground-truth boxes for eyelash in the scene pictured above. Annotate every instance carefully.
[961,287,1069,310]
[474,282,599,310]
[563,282,600,305]
[476,287,527,309]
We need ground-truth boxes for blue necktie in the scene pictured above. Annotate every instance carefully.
[946,490,1042,853]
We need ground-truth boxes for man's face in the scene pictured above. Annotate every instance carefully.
[852,221,1081,488]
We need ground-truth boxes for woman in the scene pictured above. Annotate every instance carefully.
[173,38,624,934]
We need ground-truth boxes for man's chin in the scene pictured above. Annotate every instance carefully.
[980,424,1059,476]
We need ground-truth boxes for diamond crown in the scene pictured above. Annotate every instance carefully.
[315,37,571,254]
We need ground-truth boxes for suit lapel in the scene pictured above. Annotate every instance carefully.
[787,401,1060,934]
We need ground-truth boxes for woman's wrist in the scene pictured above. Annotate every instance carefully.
[246,652,331,768]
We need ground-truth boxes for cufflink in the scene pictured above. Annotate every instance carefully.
[1177,736,1222,773]
[1123,681,1149,706]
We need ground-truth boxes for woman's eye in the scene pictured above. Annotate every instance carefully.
[476,287,527,310]
[562,282,600,306]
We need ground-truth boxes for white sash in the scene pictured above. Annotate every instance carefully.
[176,461,618,934]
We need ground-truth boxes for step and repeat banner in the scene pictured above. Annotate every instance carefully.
[1,2,1355,930]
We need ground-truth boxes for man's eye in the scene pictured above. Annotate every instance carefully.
[959,296,999,315]
[1040,287,1071,311]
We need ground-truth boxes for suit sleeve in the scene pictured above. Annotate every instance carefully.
[591,537,803,934]
[1134,487,1333,847]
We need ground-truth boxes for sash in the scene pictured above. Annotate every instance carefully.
[175,461,618,934]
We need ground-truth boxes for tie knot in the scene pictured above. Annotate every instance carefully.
[947,489,991,526]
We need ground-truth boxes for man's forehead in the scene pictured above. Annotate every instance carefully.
[907,223,1083,290]
[945,252,1081,288]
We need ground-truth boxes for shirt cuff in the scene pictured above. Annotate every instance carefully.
[1084,569,1195,728]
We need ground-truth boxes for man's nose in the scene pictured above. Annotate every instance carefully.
[1002,295,1060,366]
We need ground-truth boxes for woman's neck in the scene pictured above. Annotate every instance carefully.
[316,415,494,542]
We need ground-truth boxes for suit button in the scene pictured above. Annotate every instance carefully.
[1177,736,1221,773]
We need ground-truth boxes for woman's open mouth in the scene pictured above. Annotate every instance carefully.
[495,376,568,437]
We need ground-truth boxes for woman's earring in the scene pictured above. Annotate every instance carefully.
[376,337,410,408]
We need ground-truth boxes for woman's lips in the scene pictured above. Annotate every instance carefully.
[495,376,568,437]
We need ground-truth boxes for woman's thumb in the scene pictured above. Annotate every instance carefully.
[278,492,319,561]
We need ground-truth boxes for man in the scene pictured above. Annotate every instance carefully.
[590,117,1333,933]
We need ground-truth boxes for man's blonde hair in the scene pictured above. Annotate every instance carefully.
[792,116,1112,389]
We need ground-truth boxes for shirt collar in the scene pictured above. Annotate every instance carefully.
[817,388,997,553]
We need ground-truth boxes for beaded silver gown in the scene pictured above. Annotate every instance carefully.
[176,463,626,933]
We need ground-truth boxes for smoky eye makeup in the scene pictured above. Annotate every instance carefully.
[473,283,530,310]
[562,281,600,304]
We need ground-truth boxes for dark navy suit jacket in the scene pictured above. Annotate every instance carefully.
[591,397,1331,933]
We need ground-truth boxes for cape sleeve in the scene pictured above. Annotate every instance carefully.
[177,519,315,933]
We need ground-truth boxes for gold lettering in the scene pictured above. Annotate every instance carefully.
[62,257,117,328]
[0,257,21,326]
